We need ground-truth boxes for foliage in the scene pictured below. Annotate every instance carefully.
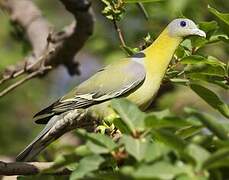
[19,98,229,179]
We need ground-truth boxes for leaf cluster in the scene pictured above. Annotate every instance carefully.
[21,98,229,180]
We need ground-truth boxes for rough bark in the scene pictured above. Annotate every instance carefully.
[0,161,70,176]
[0,0,94,84]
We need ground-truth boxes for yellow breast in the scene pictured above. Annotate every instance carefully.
[127,28,182,109]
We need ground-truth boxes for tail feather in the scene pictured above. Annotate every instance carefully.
[16,116,58,162]
[16,109,84,162]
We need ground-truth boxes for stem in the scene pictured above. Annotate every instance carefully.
[136,3,149,20]
[0,66,51,98]
[112,19,126,48]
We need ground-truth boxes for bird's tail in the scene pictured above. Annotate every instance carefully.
[16,110,85,162]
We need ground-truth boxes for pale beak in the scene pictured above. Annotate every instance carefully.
[191,29,206,38]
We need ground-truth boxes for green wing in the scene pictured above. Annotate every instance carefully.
[34,59,146,124]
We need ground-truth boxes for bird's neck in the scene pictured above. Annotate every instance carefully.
[143,28,182,75]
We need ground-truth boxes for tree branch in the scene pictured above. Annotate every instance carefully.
[112,19,126,48]
[136,3,149,20]
[0,0,94,97]
[0,161,70,176]
[0,66,52,97]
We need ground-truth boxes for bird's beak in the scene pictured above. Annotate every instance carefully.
[191,28,206,38]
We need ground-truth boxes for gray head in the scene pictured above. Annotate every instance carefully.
[167,18,206,38]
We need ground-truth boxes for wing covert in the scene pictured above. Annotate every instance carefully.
[34,60,146,124]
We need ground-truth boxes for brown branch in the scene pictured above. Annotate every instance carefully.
[0,161,70,176]
[0,66,52,97]
[0,42,54,85]
[0,0,94,97]
[53,0,94,75]
[112,19,126,48]
[0,0,51,57]
[136,3,149,20]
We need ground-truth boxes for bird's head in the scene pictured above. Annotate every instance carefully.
[167,18,206,38]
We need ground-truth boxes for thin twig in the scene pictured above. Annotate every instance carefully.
[136,3,149,20]
[0,66,52,97]
[0,47,54,98]
[0,53,50,85]
[112,19,126,48]
[0,31,55,86]
[0,59,41,85]
[191,47,198,54]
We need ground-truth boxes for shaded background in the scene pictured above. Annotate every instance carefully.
[0,0,228,159]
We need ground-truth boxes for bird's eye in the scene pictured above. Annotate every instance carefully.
[180,21,186,27]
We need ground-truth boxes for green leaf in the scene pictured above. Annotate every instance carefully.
[182,55,226,78]
[202,147,229,169]
[148,109,172,119]
[121,135,149,162]
[198,21,219,41]
[169,78,190,85]
[199,21,219,33]
[112,98,145,133]
[144,141,171,162]
[70,155,104,180]
[208,5,229,26]
[145,115,195,129]
[86,141,109,154]
[87,133,117,151]
[209,33,229,43]
[113,117,132,134]
[74,145,92,157]
[218,34,229,43]
[181,55,226,69]
[187,74,228,89]
[51,145,92,170]
[76,129,117,153]
[151,129,187,152]
[132,161,187,179]
[176,126,203,139]
[185,108,229,140]
[190,36,208,48]
[122,46,139,56]
[181,39,192,52]
[184,144,210,170]
[186,65,225,77]
[190,83,229,118]
[175,45,186,59]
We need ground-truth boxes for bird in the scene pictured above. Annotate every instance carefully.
[16,18,206,162]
